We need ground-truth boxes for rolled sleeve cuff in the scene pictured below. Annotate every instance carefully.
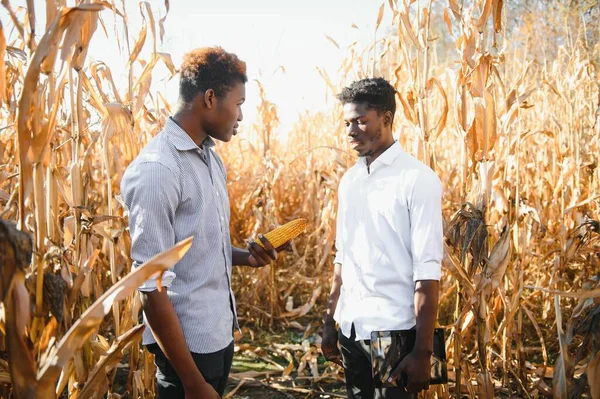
[137,269,176,292]
[333,251,343,265]
[413,262,441,282]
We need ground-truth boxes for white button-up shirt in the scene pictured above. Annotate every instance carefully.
[333,142,443,341]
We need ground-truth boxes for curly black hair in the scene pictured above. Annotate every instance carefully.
[179,47,248,102]
[336,77,397,116]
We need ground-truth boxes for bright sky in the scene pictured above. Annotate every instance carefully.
[2,0,392,134]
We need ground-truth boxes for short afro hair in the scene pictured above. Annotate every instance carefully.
[336,77,396,116]
[179,47,248,102]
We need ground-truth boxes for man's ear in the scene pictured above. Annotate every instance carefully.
[383,111,394,127]
[203,89,216,110]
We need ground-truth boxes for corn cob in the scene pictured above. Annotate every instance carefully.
[257,218,307,249]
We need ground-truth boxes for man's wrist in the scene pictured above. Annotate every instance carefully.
[180,369,205,389]
[412,344,433,356]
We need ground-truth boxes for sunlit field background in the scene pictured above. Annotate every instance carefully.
[0,0,599,398]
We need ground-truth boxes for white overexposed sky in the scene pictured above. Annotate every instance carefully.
[2,0,394,133]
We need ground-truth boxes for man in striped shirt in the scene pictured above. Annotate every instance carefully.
[121,47,282,399]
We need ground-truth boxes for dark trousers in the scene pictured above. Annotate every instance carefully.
[339,325,415,399]
[146,341,235,398]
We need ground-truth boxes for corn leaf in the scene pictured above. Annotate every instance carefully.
[36,237,193,391]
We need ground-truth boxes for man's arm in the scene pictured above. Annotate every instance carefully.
[321,182,346,366]
[324,262,342,328]
[321,262,343,365]
[409,171,443,357]
[413,280,440,355]
[142,290,217,397]
[122,162,218,397]
[390,280,439,392]
[390,171,443,392]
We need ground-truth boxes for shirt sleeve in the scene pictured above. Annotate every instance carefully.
[121,161,180,291]
[409,170,443,281]
[333,178,345,266]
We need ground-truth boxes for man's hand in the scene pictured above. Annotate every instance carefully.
[389,349,431,393]
[321,323,343,366]
[185,381,220,399]
[247,234,278,267]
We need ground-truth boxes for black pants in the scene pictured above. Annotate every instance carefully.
[146,341,234,398]
[339,326,415,399]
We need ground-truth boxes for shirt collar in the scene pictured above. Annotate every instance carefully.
[165,117,216,151]
[361,141,402,170]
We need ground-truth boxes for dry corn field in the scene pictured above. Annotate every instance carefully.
[0,0,599,398]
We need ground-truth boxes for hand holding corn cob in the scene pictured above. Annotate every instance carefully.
[247,218,307,267]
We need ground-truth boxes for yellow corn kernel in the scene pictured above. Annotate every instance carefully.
[258,218,307,249]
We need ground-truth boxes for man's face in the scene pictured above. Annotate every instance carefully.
[342,102,389,158]
[206,81,245,142]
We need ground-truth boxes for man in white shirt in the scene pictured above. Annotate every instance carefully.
[321,78,443,398]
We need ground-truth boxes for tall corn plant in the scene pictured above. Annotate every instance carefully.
[0,1,180,397]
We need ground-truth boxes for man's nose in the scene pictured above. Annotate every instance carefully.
[347,124,359,136]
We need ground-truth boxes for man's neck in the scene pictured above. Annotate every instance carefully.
[365,139,396,167]
[172,111,208,147]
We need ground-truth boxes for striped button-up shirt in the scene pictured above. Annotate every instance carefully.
[121,117,238,354]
